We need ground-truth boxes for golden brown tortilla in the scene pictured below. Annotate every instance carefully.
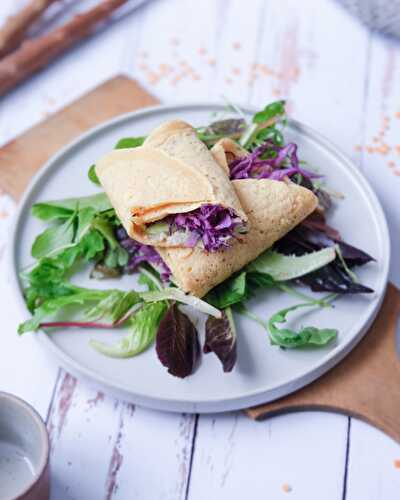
[158,179,318,297]
[211,138,248,175]
[95,120,247,247]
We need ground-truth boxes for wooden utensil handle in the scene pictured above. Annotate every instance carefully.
[0,0,128,97]
[0,0,59,58]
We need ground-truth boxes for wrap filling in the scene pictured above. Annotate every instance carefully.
[144,203,247,252]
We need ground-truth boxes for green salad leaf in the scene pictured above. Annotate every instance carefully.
[268,302,338,348]
[22,228,115,314]
[253,100,286,124]
[18,285,143,335]
[88,164,100,185]
[18,287,112,334]
[247,248,336,282]
[85,290,142,324]
[240,100,287,149]
[205,272,248,309]
[90,302,167,358]
[79,230,105,260]
[205,249,336,309]
[32,193,111,221]
[115,136,145,149]
[138,268,163,292]
[31,212,76,259]
[87,135,145,186]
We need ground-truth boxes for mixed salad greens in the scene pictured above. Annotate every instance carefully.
[18,101,374,378]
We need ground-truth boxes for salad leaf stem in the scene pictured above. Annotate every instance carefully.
[40,320,116,329]
[277,283,335,308]
[233,303,267,329]
[335,244,359,283]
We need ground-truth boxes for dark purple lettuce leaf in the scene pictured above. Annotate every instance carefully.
[115,227,171,281]
[301,215,341,241]
[197,119,246,147]
[156,303,200,378]
[276,221,374,294]
[168,203,245,252]
[205,118,246,137]
[204,309,237,372]
[299,264,373,294]
[297,176,332,211]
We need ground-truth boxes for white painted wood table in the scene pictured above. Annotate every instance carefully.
[0,0,400,498]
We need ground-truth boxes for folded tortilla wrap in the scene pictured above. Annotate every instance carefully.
[210,138,248,176]
[158,178,318,297]
[95,120,247,248]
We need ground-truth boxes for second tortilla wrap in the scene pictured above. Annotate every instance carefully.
[158,178,318,297]
[95,120,248,248]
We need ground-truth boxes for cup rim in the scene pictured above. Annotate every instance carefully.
[0,391,49,500]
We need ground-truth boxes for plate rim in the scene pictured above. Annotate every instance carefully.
[9,102,391,413]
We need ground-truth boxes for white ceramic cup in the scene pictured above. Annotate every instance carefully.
[0,392,49,500]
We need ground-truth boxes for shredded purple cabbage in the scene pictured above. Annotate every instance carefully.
[167,204,245,252]
[229,141,321,182]
[115,227,171,282]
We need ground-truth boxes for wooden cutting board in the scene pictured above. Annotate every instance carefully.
[0,76,159,199]
[246,284,400,442]
[1,75,399,441]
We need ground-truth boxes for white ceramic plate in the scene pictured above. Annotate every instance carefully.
[10,104,390,413]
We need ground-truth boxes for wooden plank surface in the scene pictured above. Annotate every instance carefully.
[189,412,348,499]
[1,1,400,499]
[0,76,159,199]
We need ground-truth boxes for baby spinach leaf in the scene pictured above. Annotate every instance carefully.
[205,272,248,309]
[32,193,111,221]
[91,216,128,267]
[103,245,128,268]
[245,271,276,292]
[24,234,105,311]
[79,230,105,261]
[76,207,96,240]
[91,217,118,248]
[31,213,75,259]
